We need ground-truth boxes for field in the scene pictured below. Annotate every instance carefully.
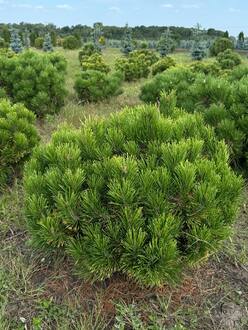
[0,48,248,330]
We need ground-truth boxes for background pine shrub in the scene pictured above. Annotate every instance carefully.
[216,49,242,70]
[115,50,157,81]
[63,35,81,50]
[80,53,110,73]
[24,105,243,286]
[0,51,67,117]
[0,99,39,189]
[74,70,123,103]
[140,69,248,167]
[152,57,175,76]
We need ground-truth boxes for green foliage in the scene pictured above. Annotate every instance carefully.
[141,66,248,167]
[152,57,176,76]
[23,29,31,49]
[0,51,67,117]
[80,53,110,73]
[24,105,242,286]
[0,99,39,189]
[189,61,221,76]
[140,66,195,103]
[216,49,242,69]
[210,37,234,56]
[74,70,123,103]
[115,50,157,81]
[63,35,81,50]
[0,37,8,49]
[34,37,44,49]
[78,43,100,63]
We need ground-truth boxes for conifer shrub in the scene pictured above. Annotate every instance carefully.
[189,61,221,76]
[24,104,243,286]
[115,51,155,81]
[80,53,110,73]
[227,64,248,82]
[78,43,100,63]
[130,49,159,66]
[216,49,242,70]
[141,69,248,166]
[34,37,44,49]
[210,37,234,56]
[0,51,67,117]
[152,57,176,76]
[74,70,123,103]
[140,66,196,103]
[63,35,81,50]
[0,99,39,189]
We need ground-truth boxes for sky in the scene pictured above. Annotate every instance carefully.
[0,0,246,36]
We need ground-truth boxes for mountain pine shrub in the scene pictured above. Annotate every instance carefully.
[34,37,44,49]
[80,53,110,73]
[0,99,39,189]
[141,68,248,167]
[115,50,156,81]
[189,61,221,76]
[140,66,196,103]
[216,49,242,70]
[0,51,67,116]
[74,70,123,103]
[152,57,176,76]
[78,43,100,63]
[24,105,243,286]
[63,35,81,50]
[210,38,234,56]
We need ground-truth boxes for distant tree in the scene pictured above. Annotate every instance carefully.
[2,26,10,43]
[191,24,206,60]
[140,41,148,49]
[0,37,7,49]
[34,37,44,49]
[238,31,245,42]
[50,31,57,47]
[99,36,106,46]
[10,29,23,53]
[157,28,175,57]
[63,35,81,49]
[122,24,134,55]
[223,31,229,38]
[23,29,30,49]
[210,37,234,56]
[43,33,53,52]
[92,22,103,51]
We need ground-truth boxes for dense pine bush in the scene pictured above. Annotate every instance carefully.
[189,61,221,76]
[140,67,248,166]
[74,70,123,103]
[115,50,156,81]
[80,53,110,73]
[34,37,44,49]
[140,66,196,103]
[0,51,67,116]
[0,99,39,189]
[216,49,242,69]
[210,37,234,56]
[63,35,81,50]
[78,43,100,63]
[24,105,243,286]
[152,57,175,76]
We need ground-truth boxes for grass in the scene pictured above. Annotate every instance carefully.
[0,48,248,330]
